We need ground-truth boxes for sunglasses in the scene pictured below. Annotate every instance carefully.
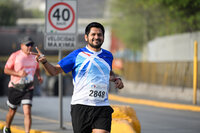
[26,42,34,47]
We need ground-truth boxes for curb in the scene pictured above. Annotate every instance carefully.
[111,105,141,133]
[0,121,53,133]
[109,94,200,112]
[111,119,136,133]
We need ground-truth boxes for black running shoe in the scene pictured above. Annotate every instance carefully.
[3,126,11,133]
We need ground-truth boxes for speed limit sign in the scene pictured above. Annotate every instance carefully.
[46,0,77,34]
[45,0,77,50]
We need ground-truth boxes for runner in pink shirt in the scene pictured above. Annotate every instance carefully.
[3,36,43,133]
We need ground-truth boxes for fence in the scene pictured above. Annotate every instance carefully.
[122,61,200,89]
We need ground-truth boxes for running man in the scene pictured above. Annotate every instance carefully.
[32,22,124,133]
[3,36,43,133]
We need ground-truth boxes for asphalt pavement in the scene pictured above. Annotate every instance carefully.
[0,94,200,133]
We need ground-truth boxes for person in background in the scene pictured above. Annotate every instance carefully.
[32,22,124,133]
[3,36,43,133]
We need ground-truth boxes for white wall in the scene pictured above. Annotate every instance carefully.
[147,32,200,62]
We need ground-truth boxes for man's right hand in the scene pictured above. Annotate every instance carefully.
[31,47,63,76]
[31,47,47,64]
[18,69,27,77]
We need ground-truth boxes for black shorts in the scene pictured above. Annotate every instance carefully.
[71,104,114,133]
[7,87,33,109]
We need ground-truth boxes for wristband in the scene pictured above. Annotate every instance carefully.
[38,54,45,59]
[114,77,121,82]
[42,60,47,64]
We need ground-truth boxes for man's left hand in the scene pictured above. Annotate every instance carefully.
[114,78,124,89]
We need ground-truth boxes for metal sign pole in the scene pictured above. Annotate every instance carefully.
[45,0,77,128]
[58,49,63,128]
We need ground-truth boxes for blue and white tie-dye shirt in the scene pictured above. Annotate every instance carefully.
[58,46,113,106]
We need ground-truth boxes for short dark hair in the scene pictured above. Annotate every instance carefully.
[85,22,105,36]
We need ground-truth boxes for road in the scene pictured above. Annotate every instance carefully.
[113,101,200,133]
[0,95,200,133]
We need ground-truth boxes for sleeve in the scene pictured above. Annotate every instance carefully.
[4,53,16,70]
[58,50,80,74]
[102,50,113,70]
[110,53,114,70]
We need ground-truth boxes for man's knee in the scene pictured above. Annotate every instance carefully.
[23,104,31,116]
[8,108,17,115]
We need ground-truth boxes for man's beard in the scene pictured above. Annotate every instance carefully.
[88,42,102,49]
[88,41,103,49]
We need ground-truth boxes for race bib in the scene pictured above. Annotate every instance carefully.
[88,83,107,101]
[19,74,33,84]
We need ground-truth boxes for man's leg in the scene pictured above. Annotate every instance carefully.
[5,88,19,129]
[5,107,17,128]
[92,106,113,133]
[23,104,32,133]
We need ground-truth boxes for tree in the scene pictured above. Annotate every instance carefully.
[110,0,165,51]
[110,0,200,52]
[161,0,200,32]
[0,0,44,26]
[0,0,22,26]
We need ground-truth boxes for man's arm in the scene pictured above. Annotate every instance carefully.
[110,70,124,89]
[35,66,43,83]
[41,62,63,76]
[4,53,27,77]
[109,70,116,82]
[4,68,27,77]
[31,47,63,76]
